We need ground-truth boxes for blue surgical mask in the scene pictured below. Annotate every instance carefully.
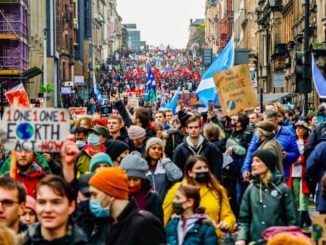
[89,199,110,218]
[76,140,86,149]
[88,133,100,146]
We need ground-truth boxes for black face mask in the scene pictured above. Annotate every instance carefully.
[172,202,186,215]
[195,172,210,183]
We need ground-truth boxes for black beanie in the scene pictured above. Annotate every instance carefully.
[105,140,129,161]
[253,149,277,172]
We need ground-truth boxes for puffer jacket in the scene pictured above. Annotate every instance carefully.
[146,158,183,199]
[23,222,88,245]
[166,214,218,245]
[173,135,223,181]
[163,179,236,237]
[236,174,299,243]
[242,126,300,178]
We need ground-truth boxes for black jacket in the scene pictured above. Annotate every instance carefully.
[23,223,88,245]
[164,129,185,159]
[173,135,223,181]
[304,122,326,159]
[106,199,166,245]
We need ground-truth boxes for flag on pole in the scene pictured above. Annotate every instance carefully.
[312,54,326,99]
[93,75,104,106]
[196,35,234,107]
[165,90,180,114]
[144,64,156,104]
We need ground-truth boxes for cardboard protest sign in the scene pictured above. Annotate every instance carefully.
[177,92,198,106]
[312,214,326,244]
[1,108,70,152]
[213,64,257,116]
[69,107,87,119]
[127,97,139,108]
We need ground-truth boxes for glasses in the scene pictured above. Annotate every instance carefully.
[0,199,18,208]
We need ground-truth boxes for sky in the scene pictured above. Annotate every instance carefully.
[117,0,205,49]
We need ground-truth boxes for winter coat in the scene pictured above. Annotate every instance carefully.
[0,152,51,175]
[210,138,227,154]
[166,215,218,245]
[146,158,183,199]
[131,179,164,222]
[173,136,223,181]
[304,122,326,159]
[242,126,300,178]
[237,174,299,243]
[105,199,166,245]
[163,180,236,237]
[306,141,326,212]
[23,222,88,245]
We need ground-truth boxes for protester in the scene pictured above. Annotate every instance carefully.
[74,127,89,150]
[0,149,48,198]
[203,123,226,153]
[236,149,298,244]
[89,152,113,173]
[127,125,147,154]
[120,153,163,221]
[304,119,326,159]
[92,117,108,127]
[23,175,88,244]
[0,176,27,234]
[248,112,261,132]
[305,112,318,130]
[75,125,109,175]
[21,195,37,226]
[0,223,18,245]
[75,117,92,129]
[287,120,311,227]
[242,110,300,182]
[163,155,236,237]
[144,137,183,198]
[165,185,218,245]
[107,115,129,144]
[105,140,130,166]
[88,167,166,244]
[173,116,223,181]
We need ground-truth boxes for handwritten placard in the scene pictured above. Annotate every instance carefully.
[68,107,87,120]
[213,64,257,116]
[2,108,70,152]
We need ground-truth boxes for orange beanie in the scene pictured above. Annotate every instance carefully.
[89,167,129,200]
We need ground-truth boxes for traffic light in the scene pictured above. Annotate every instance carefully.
[295,51,311,93]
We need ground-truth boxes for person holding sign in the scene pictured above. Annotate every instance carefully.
[75,125,109,176]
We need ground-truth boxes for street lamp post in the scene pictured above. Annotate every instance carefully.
[303,0,311,115]
[43,28,47,107]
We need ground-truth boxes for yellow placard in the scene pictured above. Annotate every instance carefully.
[213,64,257,116]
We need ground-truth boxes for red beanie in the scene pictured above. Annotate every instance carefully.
[89,167,129,200]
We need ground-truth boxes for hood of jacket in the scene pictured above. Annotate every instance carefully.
[17,162,46,178]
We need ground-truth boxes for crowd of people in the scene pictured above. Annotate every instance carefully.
[1,93,326,244]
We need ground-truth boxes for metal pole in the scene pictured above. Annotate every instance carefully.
[260,88,264,112]
[303,0,310,115]
[43,28,47,107]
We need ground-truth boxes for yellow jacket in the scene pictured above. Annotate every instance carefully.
[163,180,236,237]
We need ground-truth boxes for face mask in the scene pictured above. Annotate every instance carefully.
[88,134,100,146]
[195,172,210,183]
[172,202,186,215]
[76,140,86,149]
[89,199,110,218]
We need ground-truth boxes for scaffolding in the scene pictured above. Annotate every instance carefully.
[0,0,28,75]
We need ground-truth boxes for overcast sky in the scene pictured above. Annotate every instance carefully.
[117,0,205,49]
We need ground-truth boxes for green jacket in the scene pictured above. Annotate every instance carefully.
[75,150,92,176]
[237,174,298,243]
[0,152,51,175]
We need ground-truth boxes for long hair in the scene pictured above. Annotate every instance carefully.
[184,155,225,199]
[204,123,225,141]
[177,185,205,214]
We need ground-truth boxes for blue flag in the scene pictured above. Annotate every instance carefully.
[196,35,234,107]
[312,54,326,99]
[93,75,104,105]
[144,64,156,104]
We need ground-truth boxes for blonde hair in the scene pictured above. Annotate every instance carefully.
[0,224,17,245]
[260,170,272,188]
[204,123,225,141]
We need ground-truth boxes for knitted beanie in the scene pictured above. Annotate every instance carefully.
[90,153,113,172]
[120,154,149,179]
[89,167,129,200]
[253,149,277,172]
[127,125,146,140]
[25,195,36,214]
[145,137,164,152]
[105,140,129,161]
